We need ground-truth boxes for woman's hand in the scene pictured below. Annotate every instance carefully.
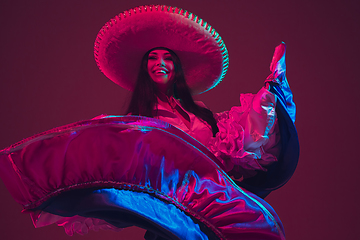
[265,42,286,86]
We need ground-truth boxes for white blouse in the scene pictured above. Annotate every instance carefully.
[154,87,281,180]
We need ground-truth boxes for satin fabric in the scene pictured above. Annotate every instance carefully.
[155,87,280,180]
[0,116,285,240]
[38,188,213,240]
[238,83,299,198]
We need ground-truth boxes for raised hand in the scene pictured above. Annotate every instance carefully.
[267,42,286,84]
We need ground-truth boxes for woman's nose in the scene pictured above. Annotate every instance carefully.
[156,58,165,66]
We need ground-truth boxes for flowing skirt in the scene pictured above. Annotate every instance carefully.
[0,116,285,240]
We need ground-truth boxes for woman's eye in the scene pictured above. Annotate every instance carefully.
[148,56,157,60]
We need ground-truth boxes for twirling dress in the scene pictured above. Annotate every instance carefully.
[0,84,298,240]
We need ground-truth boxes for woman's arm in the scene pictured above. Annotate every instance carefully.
[207,43,299,197]
[207,87,280,180]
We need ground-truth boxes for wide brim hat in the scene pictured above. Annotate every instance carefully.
[94,5,229,95]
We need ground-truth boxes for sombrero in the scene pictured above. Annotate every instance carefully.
[94,5,229,95]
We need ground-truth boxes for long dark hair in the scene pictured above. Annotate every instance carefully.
[126,47,219,136]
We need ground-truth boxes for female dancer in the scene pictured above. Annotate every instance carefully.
[0,5,298,240]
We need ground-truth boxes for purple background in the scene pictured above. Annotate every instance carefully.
[0,0,359,239]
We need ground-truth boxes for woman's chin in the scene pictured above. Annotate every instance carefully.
[152,76,172,85]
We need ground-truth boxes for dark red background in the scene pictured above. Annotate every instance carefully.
[1,0,359,239]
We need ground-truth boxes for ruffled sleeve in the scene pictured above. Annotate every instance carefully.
[207,87,281,180]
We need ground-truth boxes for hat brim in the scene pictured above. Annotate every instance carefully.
[94,5,229,95]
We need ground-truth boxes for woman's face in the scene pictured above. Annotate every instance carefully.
[147,49,175,91]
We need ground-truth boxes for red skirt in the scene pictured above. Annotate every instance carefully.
[0,116,285,240]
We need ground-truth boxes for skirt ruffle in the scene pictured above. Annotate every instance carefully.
[0,116,285,240]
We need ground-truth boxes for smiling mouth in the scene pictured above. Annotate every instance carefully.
[154,69,168,74]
